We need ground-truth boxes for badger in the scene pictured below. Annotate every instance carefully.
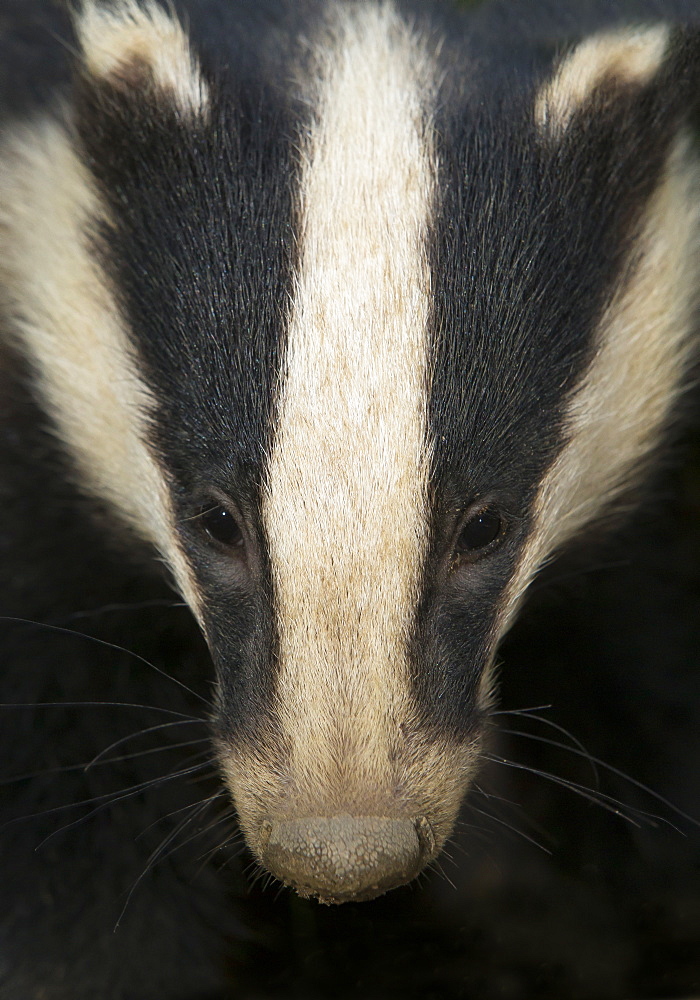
[1,0,699,995]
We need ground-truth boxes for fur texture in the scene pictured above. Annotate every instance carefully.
[1,0,699,995]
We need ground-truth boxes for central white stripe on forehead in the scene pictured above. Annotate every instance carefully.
[263,2,436,800]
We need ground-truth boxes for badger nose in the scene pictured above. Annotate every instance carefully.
[260,815,425,903]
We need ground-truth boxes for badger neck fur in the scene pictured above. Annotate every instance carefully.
[1,0,699,905]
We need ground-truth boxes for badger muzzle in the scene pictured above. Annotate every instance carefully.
[218,709,477,903]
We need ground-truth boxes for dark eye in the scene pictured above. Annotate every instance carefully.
[455,506,503,555]
[199,505,244,549]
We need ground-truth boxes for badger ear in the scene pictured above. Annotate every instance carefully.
[499,24,700,629]
[534,23,700,134]
[74,0,209,115]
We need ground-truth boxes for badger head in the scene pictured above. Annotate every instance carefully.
[1,0,698,903]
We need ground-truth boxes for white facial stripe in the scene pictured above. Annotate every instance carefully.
[502,134,700,628]
[77,0,209,116]
[0,119,201,615]
[535,26,669,134]
[263,3,435,804]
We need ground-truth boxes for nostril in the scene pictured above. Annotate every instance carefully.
[261,815,426,903]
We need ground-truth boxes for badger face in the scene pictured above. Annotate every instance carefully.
[1,0,698,903]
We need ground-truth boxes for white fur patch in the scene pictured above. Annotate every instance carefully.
[502,133,700,629]
[76,0,209,116]
[262,2,436,810]
[0,118,201,615]
[535,26,669,133]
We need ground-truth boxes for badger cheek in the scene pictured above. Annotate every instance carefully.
[216,730,480,904]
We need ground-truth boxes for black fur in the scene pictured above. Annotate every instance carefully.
[417,26,700,736]
[1,1,700,996]
[73,53,302,746]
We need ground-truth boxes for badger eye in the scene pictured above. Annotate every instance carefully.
[456,506,503,555]
[199,505,244,549]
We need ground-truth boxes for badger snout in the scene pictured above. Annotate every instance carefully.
[221,730,472,902]
[260,815,428,903]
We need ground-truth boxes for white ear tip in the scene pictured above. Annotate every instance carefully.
[75,0,209,115]
[535,25,669,134]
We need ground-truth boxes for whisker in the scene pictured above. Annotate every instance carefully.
[243,857,268,894]
[136,784,224,840]
[3,761,210,837]
[466,802,552,854]
[471,781,524,809]
[482,754,678,830]
[490,704,554,717]
[195,817,245,870]
[160,805,238,873]
[272,877,287,902]
[192,799,236,841]
[449,823,493,848]
[98,737,212,768]
[496,728,699,829]
[209,824,247,873]
[115,796,216,928]
[0,615,211,709]
[46,760,211,839]
[425,857,457,891]
[0,735,209,787]
[492,706,600,786]
[0,700,198,717]
[57,599,187,623]
[86,718,207,770]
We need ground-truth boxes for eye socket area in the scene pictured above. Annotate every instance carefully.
[453,504,505,561]
[196,503,245,551]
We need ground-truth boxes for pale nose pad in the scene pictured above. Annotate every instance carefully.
[260,814,427,903]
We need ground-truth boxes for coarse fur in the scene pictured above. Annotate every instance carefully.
[1,0,700,996]
[77,0,210,114]
[0,115,202,612]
